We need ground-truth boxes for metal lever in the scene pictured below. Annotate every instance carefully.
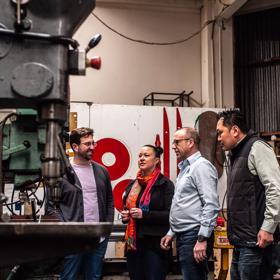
[85,34,102,53]
[56,135,75,186]
[14,0,31,30]
[16,0,21,26]
[2,140,31,160]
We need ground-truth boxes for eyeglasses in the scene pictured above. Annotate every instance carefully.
[80,141,97,148]
[172,138,192,146]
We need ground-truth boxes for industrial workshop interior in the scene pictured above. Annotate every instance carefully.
[0,0,279,279]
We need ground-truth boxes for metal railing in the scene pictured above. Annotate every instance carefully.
[143,90,193,107]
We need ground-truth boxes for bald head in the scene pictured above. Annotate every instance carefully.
[172,127,200,161]
[178,127,200,147]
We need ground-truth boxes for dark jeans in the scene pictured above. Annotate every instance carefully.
[60,238,108,280]
[126,238,171,280]
[230,246,273,280]
[176,230,209,280]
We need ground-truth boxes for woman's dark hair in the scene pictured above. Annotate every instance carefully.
[143,145,163,158]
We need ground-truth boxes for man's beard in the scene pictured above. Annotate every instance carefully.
[79,151,92,161]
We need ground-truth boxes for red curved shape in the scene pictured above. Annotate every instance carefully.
[113,179,132,211]
[176,108,182,175]
[92,138,130,181]
[176,108,182,130]
[163,108,170,178]
[155,134,161,147]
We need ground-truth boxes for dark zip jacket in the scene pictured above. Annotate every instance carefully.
[46,161,114,223]
[122,173,174,238]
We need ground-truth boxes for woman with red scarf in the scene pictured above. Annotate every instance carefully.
[121,145,174,280]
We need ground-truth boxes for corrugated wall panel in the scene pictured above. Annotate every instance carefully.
[234,8,280,132]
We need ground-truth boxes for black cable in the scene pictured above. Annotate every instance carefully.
[194,115,200,130]
[221,154,230,221]
[31,179,46,214]
[3,200,20,206]
[92,12,214,46]
[27,184,39,198]
[2,182,18,215]
[3,201,19,206]
[3,203,16,215]
[25,180,46,214]
[0,112,18,198]
[11,184,15,213]
[31,199,37,222]
[4,179,46,215]
[92,4,229,46]
[5,265,20,280]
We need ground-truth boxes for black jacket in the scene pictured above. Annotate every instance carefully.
[227,132,266,247]
[122,173,174,238]
[46,161,114,223]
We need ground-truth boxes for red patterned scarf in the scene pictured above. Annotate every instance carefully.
[124,167,160,250]
[124,180,141,250]
[138,167,160,211]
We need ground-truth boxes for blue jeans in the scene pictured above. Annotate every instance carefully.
[61,238,108,280]
[176,230,209,280]
[230,246,273,280]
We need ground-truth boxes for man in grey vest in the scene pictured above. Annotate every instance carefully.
[216,109,280,280]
